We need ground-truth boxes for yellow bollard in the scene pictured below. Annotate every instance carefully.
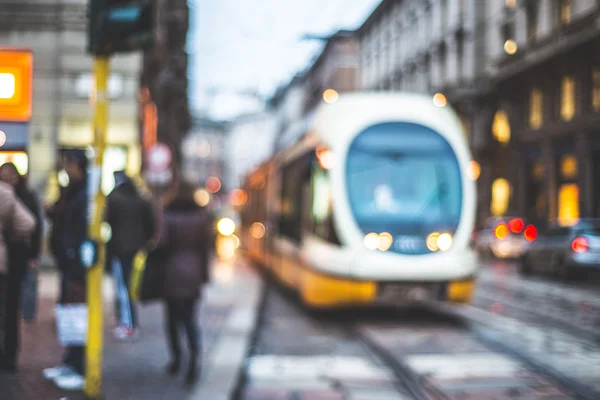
[85,56,109,398]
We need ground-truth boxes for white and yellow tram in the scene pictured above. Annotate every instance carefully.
[241,93,479,308]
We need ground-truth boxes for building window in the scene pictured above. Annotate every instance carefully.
[526,3,539,43]
[492,110,511,144]
[560,76,576,121]
[592,67,600,112]
[529,88,543,129]
[491,178,511,217]
[558,184,579,226]
[559,0,571,26]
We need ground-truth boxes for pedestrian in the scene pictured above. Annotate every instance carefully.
[42,149,89,391]
[0,179,36,373]
[105,170,155,340]
[0,163,43,372]
[156,177,212,386]
[45,154,70,304]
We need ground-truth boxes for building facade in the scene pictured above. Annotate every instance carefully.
[181,116,228,191]
[355,0,600,227]
[481,0,600,227]
[0,0,142,198]
[225,111,277,191]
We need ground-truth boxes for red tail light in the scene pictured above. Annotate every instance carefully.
[524,225,537,242]
[509,218,524,233]
[495,223,509,239]
[572,237,588,253]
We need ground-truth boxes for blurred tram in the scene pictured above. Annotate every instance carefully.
[241,93,479,309]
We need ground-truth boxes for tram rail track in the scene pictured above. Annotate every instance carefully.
[240,274,600,399]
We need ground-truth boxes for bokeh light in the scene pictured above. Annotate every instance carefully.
[504,39,518,55]
[323,89,339,104]
[433,93,447,107]
[250,222,266,239]
[194,188,211,207]
[206,176,221,193]
[229,189,248,207]
[217,218,236,236]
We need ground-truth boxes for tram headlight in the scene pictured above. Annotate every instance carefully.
[437,233,453,252]
[426,232,440,252]
[378,232,393,251]
[363,233,379,251]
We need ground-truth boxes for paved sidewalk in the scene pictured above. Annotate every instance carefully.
[0,257,263,399]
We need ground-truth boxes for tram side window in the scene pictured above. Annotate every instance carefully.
[279,155,311,243]
[311,160,340,245]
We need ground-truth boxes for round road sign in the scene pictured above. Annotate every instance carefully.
[146,143,172,172]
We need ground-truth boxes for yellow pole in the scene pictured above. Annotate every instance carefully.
[85,56,109,398]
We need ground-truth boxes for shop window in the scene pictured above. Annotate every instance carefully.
[492,110,511,144]
[592,67,600,112]
[0,151,28,175]
[491,178,511,217]
[529,88,543,130]
[559,0,571,26]
[558,184,579,226]
[560,76,576,121]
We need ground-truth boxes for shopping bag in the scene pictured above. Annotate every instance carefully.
[129,251,147,302]
[21,269,38,322]
[55,304,88,346]
[130,248,165,304]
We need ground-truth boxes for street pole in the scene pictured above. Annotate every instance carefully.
[85,56,110,399]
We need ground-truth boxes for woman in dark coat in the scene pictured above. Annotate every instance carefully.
[157,178,212,385]
[0,162,43,372]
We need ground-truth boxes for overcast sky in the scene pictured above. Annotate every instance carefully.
[187,0,380,120]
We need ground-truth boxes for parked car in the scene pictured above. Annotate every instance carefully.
[519,219,600,279]
[475,216,537,260]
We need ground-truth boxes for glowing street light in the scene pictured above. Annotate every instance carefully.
[504,40,518,55]
[323,89,339,104]
[433,93,447,107]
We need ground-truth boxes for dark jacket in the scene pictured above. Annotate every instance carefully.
[58,179,88,281]
[47,187,69,265]
[157,198,212,299]
[106,180,155,258]
[8,186,43,274]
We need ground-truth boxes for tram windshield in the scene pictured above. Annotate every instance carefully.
[346,122,463,254]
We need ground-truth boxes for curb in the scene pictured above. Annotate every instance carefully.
[190,259,265,400]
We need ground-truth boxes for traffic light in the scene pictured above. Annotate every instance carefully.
[88,0,155,56]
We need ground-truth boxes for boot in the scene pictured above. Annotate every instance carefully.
[166,357,180,376]
[185,360,199,386]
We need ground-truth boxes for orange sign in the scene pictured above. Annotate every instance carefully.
[0,49,32,122]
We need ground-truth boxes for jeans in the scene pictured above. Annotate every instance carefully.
[112,255,137,330]
[165,298,200,367]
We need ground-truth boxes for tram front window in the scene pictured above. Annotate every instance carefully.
[346,122,463,254]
